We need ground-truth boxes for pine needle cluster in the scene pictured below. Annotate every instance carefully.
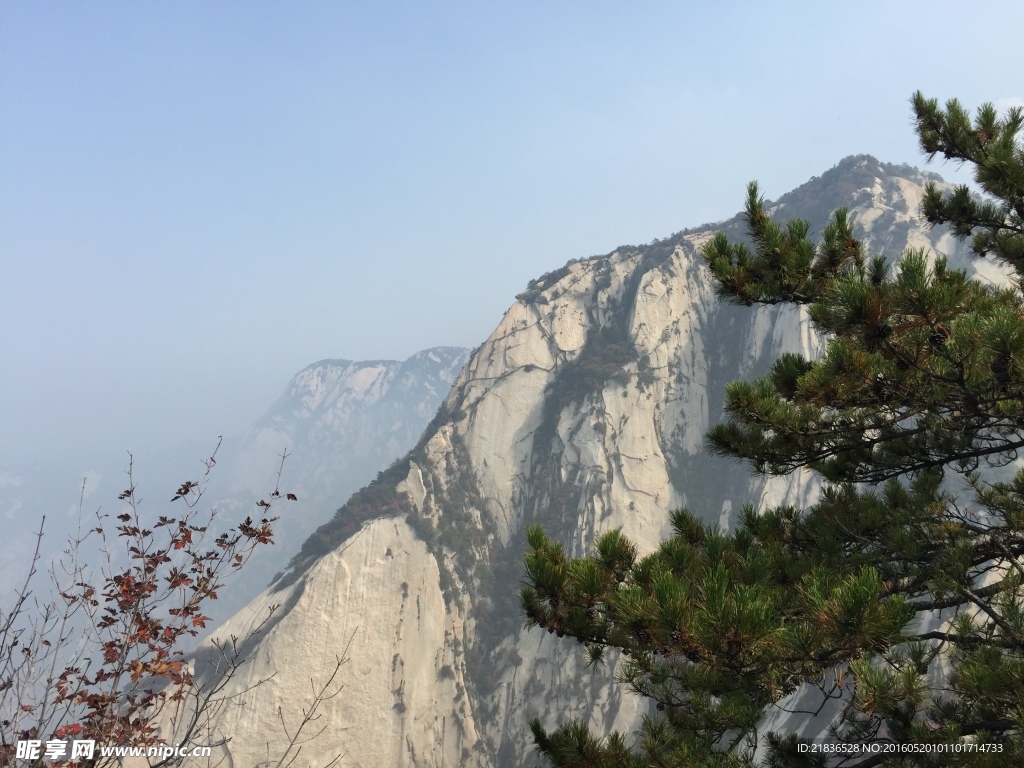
[521,93,1024,767]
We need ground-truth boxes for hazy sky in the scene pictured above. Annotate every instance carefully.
[3,1,1023,466]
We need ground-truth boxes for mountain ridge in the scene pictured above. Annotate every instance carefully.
[217,346,470,605]
[190,156,979,767]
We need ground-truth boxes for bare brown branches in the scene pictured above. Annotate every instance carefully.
[0,443,347,768]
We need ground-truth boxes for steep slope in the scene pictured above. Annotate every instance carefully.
[194,157,978,767]
[209,347,471,614]
[0,349,468,614]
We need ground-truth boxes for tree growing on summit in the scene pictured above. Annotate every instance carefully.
[521,93,1024,766]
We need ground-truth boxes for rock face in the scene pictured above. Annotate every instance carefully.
[0,348,470,623]
[193,157,979,767]
[212,347,471,614]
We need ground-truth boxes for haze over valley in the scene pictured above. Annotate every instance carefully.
[4,3,1024,766]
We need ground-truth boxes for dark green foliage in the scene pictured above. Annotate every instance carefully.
[306,470,412,555]
[519,265,576,304]
[914,92,1024,268]
[707,246,1024,484]
[531,265,574,291]
[274,457,413,588]
[522,94,1024,766]
[522,509,914,766]
[702,184,864,307]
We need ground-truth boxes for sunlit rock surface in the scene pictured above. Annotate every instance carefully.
[210,347,470,616]
[195,156,978,766]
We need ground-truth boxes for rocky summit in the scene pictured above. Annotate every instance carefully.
[185,157,983,767]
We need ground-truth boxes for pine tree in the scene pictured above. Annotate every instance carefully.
[520,93,1024,766]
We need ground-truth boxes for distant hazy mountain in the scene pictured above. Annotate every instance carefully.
[0,347,470,625]
[215,347,471,605]
[168,157,985,767]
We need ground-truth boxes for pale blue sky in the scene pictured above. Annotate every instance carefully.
[3,1,1023,464]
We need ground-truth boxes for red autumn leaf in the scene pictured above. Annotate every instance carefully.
[55,723,84,738]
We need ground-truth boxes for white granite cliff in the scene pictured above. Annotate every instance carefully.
[204,347,471,619]
[187,157,980,767]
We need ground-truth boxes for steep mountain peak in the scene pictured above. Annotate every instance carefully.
[542,156,954,296]
[192,159,978,768]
